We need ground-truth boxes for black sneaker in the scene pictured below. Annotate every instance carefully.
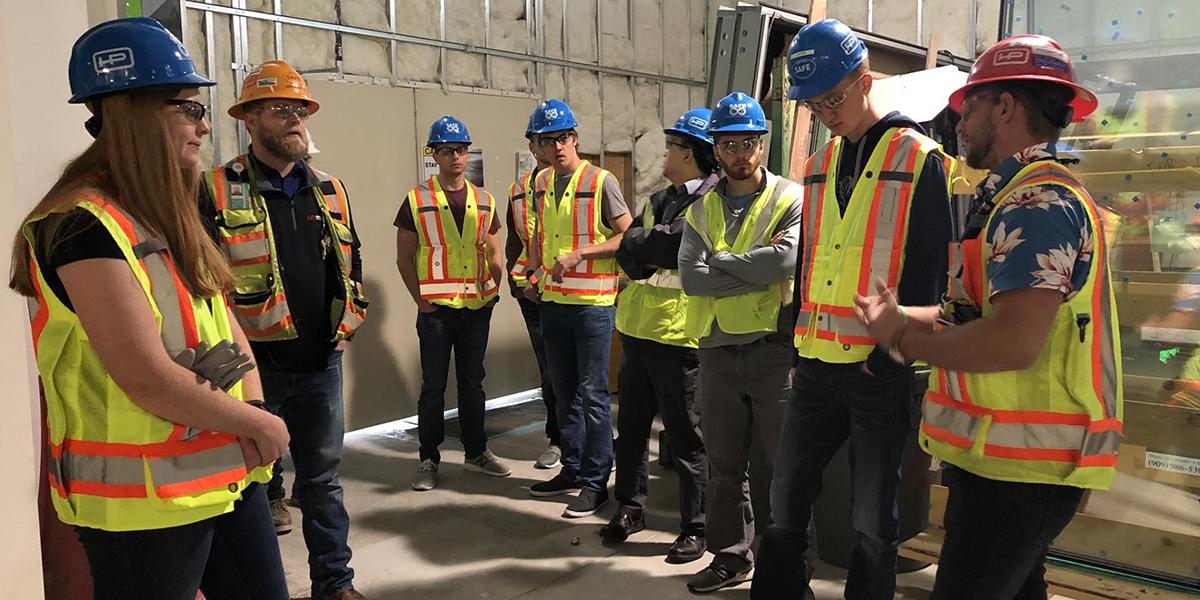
[529,473,582,497]
[686,562,753,593]
[563,488,609,518]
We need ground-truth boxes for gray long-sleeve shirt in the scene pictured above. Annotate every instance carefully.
[678,168,803,348]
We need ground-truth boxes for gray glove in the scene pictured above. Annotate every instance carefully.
[173,340,257,392]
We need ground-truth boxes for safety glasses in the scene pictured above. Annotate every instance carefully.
[535,132,575,149]
[715,138,761,156]
[166,99,207,124]
[803,74,866,114]
[262,103,311,121]
[433,145,470,157]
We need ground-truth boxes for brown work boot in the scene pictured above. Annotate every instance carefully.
[315,589,367,600]
[271,498,293,535]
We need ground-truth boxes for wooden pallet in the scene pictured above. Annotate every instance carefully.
[899,529,1197,600]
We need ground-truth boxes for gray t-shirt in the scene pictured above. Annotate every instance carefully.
[551,171,629,228]
[678,169,803,348]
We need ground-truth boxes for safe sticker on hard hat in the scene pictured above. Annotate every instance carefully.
[792,59,816,79]
[257,78,278,88]
[687,116,709,129]
[544,108,560,119]
[446,123,461,133]
[728,104,750,116]
[93,47,135,74]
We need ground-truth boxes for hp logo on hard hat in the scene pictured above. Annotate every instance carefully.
[447,123,461,133]
[687,116,709,129]
[545,108,560,119]
[840,34,858,55]
[93,47,134,74]
[729,104,749,116]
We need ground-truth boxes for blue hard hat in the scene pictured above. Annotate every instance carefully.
[664,107,714,146]
[786,19,868,101]
[709,92,769,135]
[524,111,538,138]
[528,99,577,135]
[68,17,214,104]
[427,116,471,145]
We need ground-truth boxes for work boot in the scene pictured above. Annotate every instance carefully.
[463,450,512,477]
[535,444,561,469]
[271,498,293,535]
[314,588,368,600]
[599,506,645,542]
[412,459,439,491]
[667,533,706,564]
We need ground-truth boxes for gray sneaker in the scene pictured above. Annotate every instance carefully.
[464,450,512,477]
[535,444,562,469]
[412,459,439,491]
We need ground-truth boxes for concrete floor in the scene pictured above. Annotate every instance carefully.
[273,399,948,600]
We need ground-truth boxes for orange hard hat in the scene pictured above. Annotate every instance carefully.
[949,35,1097,123]
[227,60,320,120]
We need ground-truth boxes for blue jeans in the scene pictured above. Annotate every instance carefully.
[75,483,288,600]
[416,304,494,462]
[519,297,560,446]
[261,349,354,598]
[752,358,911,600]
[540,301,615,492]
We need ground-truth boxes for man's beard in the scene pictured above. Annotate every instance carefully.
[259,127,309,162]
[964,127,995,170]
[723,160,757,181]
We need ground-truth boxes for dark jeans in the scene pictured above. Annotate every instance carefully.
[753,358,911,600]
[615,334,706,535]
[416,304,494,462]
[540,301,616,492]
[75,483,288,600]
[519,297,560,446]
[261,349,354,598]
[931,467,1085,600]
[697,340,793,569]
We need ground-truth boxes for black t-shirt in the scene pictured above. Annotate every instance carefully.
[33,209,124,312]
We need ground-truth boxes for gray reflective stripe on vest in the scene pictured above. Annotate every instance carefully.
[863,133,921,285]
[947,243,970,303]
[646,269,684,290]
[413,182,450,277]
[237,295,291,334]
[52,452,143,486]
[145,442,245,488]
[747,178,793,250]
[690,197,714,249]
[806,311,870,338]
[225,237,271,264]
[572,165,600,246]
[924,400,1121,458]
[939,369,968,403]
[108,204,189,357]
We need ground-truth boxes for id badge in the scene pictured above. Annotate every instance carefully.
[229,183,250,210]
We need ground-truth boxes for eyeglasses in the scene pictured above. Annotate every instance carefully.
[535,132,575,149]
[433,145,470,157]
[665,140,690,151]
[715,138,761,156]
[166,99,207,124]
[802,74,866,114]
[262,104,311,121]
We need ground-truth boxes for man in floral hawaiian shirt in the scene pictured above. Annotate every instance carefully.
[855,35,1122,600]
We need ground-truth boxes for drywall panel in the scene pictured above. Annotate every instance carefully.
[924,0,972,57]
[976,0,1002,53]
[299,81,541,427]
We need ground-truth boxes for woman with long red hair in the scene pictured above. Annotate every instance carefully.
[11,18,290,600]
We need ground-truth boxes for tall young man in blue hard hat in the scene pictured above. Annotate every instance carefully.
[201,59,370,600]
[523,99,633,518]
[751,20,954,600]
[677,92,804,593]
[602,108,719,562]
[397,116,511,491]
[506,111,561,471]
[856,35,1121,600]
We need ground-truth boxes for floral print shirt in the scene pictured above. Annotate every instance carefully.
[974,143,1094,301]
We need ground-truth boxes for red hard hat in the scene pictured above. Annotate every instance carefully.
[949,35,1097,123]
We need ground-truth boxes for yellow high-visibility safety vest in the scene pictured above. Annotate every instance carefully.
[508,169,545,287]
[683,172,801,339]
[794,127,944,363]
[533,161,620,306]
[24,195,271,532]
[205,154,368,342]
[922,161,1123,490]
[615,201,697,348]
[405,176,499,310]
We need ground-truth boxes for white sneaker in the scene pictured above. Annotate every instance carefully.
[464,450,512,477]
[412,459,439,491]
[535,444,562,469]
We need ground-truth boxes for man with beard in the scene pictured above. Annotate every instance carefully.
[752,21,952,600]
[855,35,1121,600]
[677,92,802,593]
[201,60,370,600]
[397,116,510,490]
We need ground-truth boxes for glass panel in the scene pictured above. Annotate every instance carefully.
[1024,0,1200,588]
